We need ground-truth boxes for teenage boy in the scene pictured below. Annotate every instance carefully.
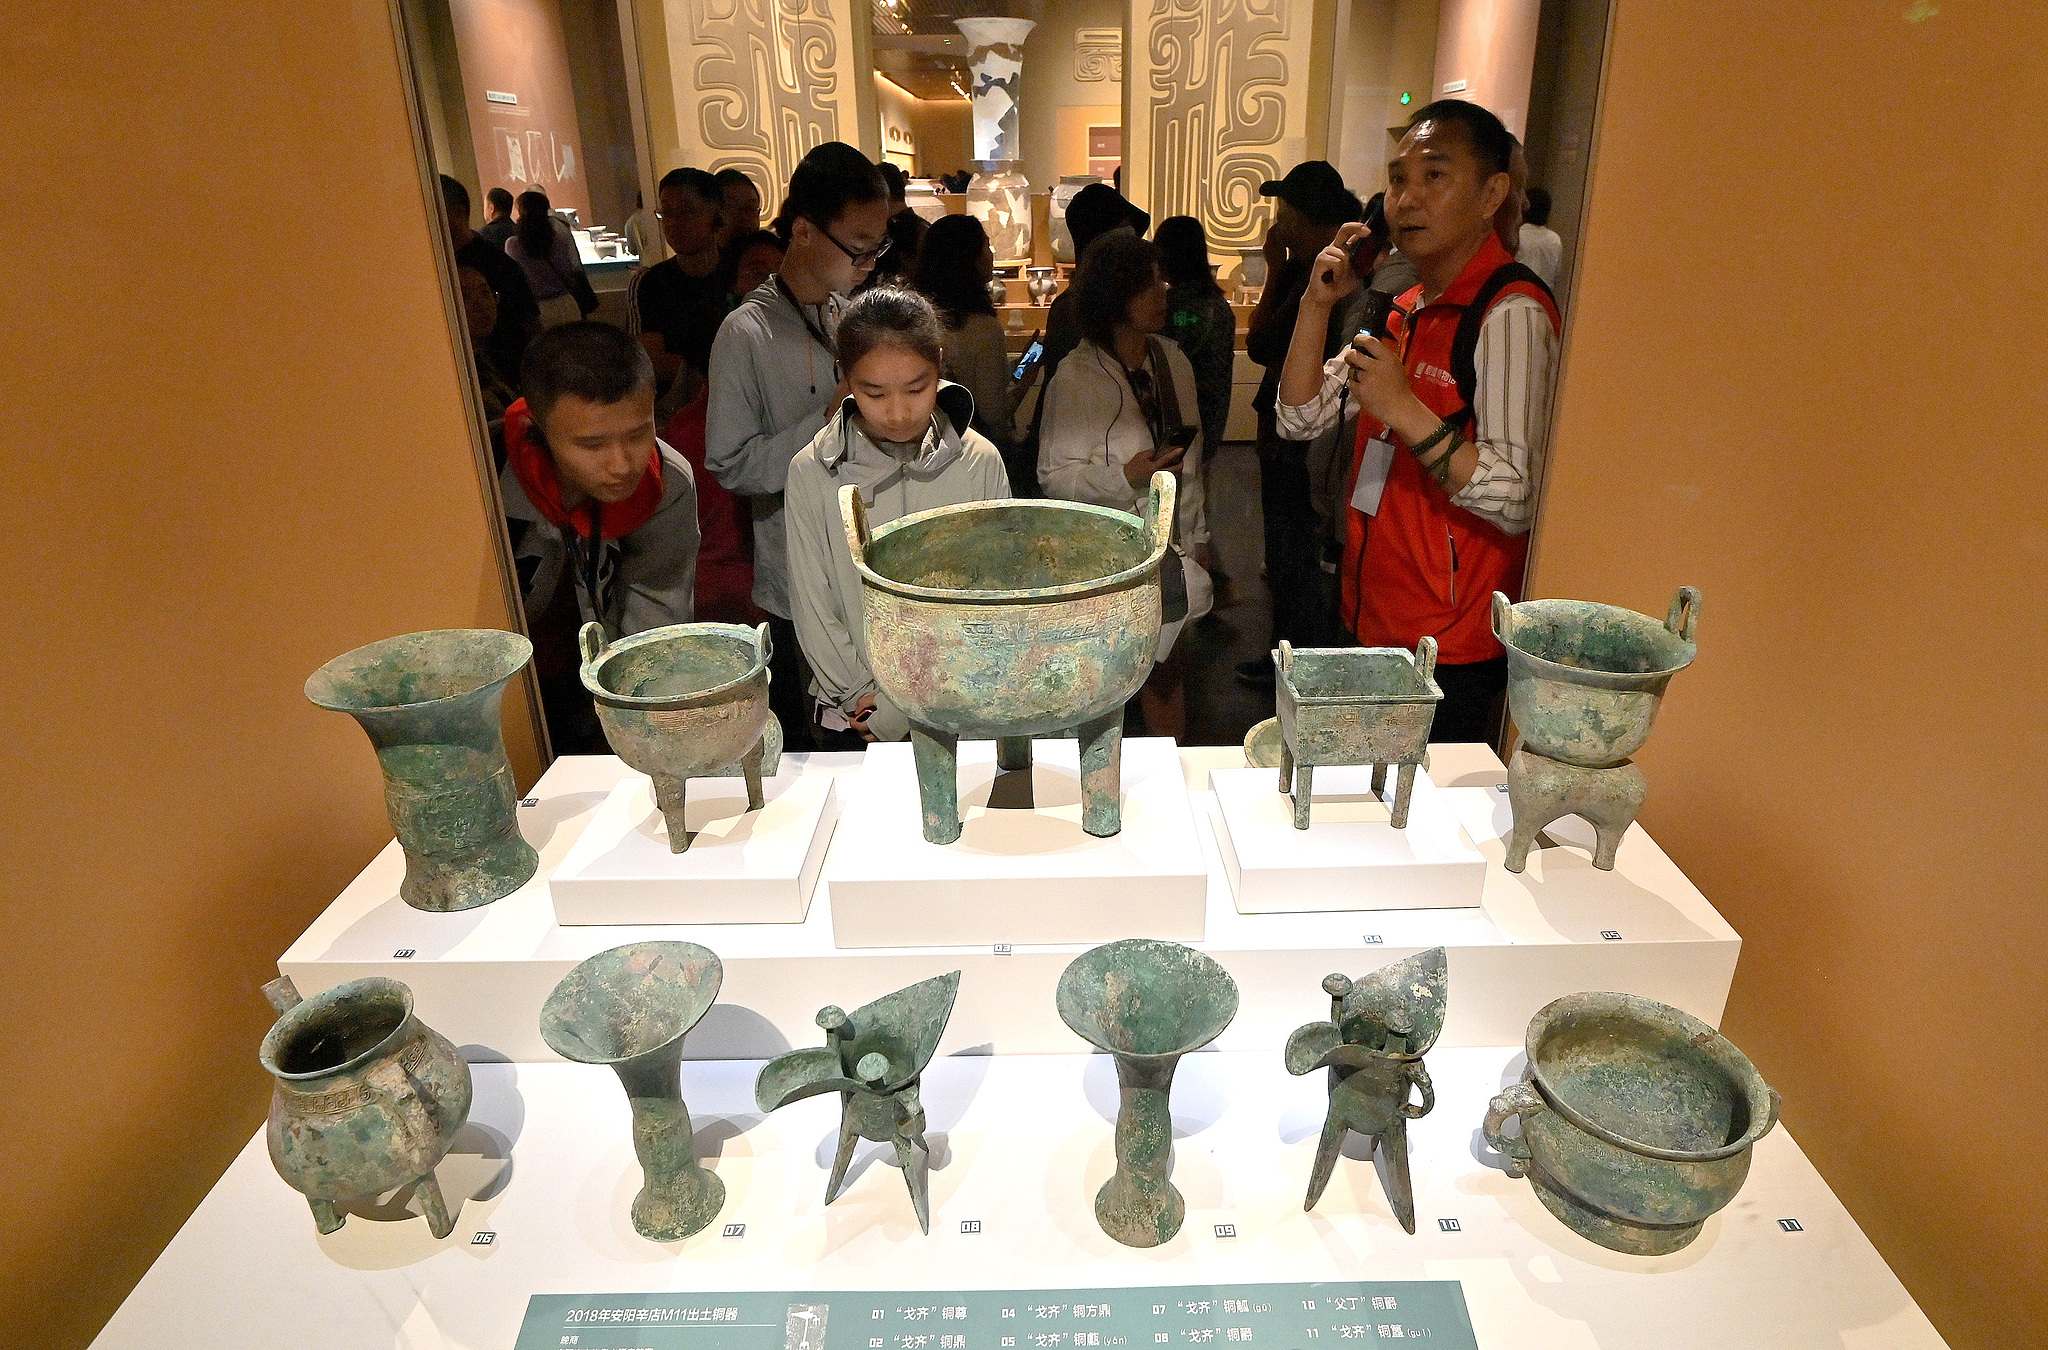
[1274,101,1561,745]
[500,321,699,641]
[705,141,892,751]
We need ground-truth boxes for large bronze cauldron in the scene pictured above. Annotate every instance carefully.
[841,473,1174,844]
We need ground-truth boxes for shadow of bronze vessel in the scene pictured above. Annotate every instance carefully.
[1057,938,1238,1248]
[841,473,1174,844]
[1274,638,1441,830]
[579,622,773,853]
[1492,588,1699,872]
[540,941,726,1241]
[1484,991,1779,1255]
[306,629,538,911]
[259,975,473,1238]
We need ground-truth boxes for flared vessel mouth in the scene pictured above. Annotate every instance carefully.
[306,629,532,713]
[856,499,1164,604]
[1497,601,1695,682]
[260,977,414,1081]
[539,941,724,1065]
[1056,939,1240,1059]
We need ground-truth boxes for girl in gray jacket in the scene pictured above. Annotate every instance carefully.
[785,288,1010,747]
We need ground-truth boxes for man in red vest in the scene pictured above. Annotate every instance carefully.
[1273,100,1561,744]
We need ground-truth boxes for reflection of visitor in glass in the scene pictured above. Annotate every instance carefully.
[1154,215,1235,469]
[724,230,784,306]
[500,322,700,642]
[713,168,762,250]
[784,288,1008,748]
[478,186,517,248]
[627,167,727,415]
[912,214,1015,466]
[456,264,517,428]
[507,189,596,327]
[705,141,892,753]
[1274,100,1561,746]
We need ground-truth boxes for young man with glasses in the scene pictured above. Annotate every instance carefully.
[705,141,892,751]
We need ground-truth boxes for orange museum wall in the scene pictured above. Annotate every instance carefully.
[1533,2,2046,1345]
[0,2,541,1347]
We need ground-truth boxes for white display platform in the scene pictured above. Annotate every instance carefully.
[550,771,836,926]
[276,747,1741,1062]
[93,1051,1947,1350]
[825,736,1206,948]
[1211,764,1486,914]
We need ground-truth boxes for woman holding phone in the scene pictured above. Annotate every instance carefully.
[1037,231,1213,735]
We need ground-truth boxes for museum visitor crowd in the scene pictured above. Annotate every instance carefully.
[436,98,1565,757]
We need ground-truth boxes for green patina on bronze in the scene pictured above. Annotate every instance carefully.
[306,629,539,911]
[1056,939,1239,1249]
[540,942,726,1242]
[755,971,962,1234]
[1484,991,1779,1255]
[1493,588,1700,872]
[1274,639,1443,830]
[579,622,774,853]
[259,975,473,1238]
[842,474,1175,844]
[1284,948,1446,1232]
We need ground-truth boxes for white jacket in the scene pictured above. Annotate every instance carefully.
[1035,337,1209,552]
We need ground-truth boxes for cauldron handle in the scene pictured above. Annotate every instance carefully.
[1414,635,1438,683]
[839,484,873,563]
[1277,641,1294,680]
[1141,470,1178,565]
[1490,591,1513,642]
[578,621,608,670]
[1484,1081,1544,1176]
[261,976,302,1015]
[755,622,774,670]
[1666,586,1702,641]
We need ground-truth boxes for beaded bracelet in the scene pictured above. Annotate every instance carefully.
[1408,419,1457,460]
[1424,433,1461,487]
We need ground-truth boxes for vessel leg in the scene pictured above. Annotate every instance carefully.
[908,723,962,844]
[996,736,1033,772]
[654,773,692,853]
[824,1109,860,1205]
[1390,762,1418,829]
[1304,1110,1347,1211]
[417,1169,454,1238]
[1381,1118,1416,1234]
[307,1197,344,1235]
[1077,711,1124,838]
[895,1134,931,1235]
[1371,762,1388,797]
[1278,736,1295,796]
[741,736,766,813]
[1292,762,1315,831]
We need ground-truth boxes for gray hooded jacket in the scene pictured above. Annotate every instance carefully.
[784,382,1010,742]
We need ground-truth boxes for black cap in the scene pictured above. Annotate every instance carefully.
[1259,161,1361,226]
[1066,182,1151,254]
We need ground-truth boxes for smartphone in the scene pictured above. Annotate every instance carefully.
[1165,424,1198,450]
[1354,289,1397,344]
[1011,338,1045,383]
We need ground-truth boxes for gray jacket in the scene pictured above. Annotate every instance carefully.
[704,277,847,618]
[500,440,699,640]
[785,382,1010,742]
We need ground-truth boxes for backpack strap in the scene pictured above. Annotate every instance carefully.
[1444,261,1556,432]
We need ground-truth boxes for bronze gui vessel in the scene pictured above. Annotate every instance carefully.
[841,474,1175,844]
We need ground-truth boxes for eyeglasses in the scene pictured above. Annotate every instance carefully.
[815,219,892,267]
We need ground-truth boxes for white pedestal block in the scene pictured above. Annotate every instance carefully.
[549,772,836,926]
[825,736,1206,948]
[1210,765,1486,914]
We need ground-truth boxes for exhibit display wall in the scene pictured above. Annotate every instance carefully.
[0,4,543,1348]
[1529,2,2047,1344]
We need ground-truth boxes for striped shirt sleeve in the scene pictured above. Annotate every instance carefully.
[1451,294,1557,535]
[1272,354,1352,441]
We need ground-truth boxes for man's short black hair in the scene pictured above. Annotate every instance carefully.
[877,161,908,201]
[1404,99,1516,178]
[774,141,887,243]
[1524,186,1553,227]
[486,186,514,216]
[519,321,656,433]
[658,166,721,205]
[714,167,758,193]
[439,173,469,217]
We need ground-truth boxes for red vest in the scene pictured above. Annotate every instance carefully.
[1340,234,1561,664]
